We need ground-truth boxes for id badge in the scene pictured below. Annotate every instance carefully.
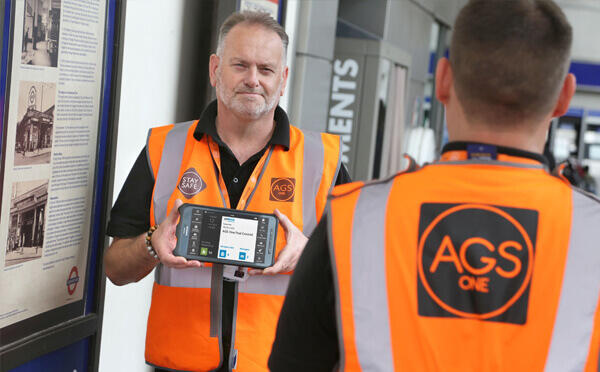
[223,265,249,282]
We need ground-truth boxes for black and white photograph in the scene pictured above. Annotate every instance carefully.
[5,180,48,267]
[21,0,61,67]
[14,81,55,166]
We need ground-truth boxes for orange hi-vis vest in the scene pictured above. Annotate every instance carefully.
[145,120,342,371]
[328,147,600,371]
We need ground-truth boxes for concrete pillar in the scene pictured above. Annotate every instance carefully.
[287,0,339,132]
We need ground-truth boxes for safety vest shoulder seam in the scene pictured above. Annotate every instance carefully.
[329,164,424,200]
[571,186,600,204]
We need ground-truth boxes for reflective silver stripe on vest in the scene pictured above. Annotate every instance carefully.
[155,268,289,294]
[149,121,196,285]
[237,274,290,296]
[155,265,212,287]
[302,131,326,236]
[151,121,195,224]
[349,179,396,371]
[145,131,155,182]
[545,190,600,371]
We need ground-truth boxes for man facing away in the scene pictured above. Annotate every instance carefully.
[269,0,600,371]
[104,11,349,372]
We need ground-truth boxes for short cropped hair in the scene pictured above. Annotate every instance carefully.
[216,10,289,64]
[450,0,572,124]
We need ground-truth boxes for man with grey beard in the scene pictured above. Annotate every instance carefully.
[104,10,350,372]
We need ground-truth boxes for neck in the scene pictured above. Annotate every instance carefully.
[447,102,552,154]
[450,129,547,154]
[215,102,276,164]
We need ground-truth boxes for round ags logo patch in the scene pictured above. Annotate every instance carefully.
[67,266,79,295]
[178,168,206,198]
[417,203,538,324]
[270,178,295,202]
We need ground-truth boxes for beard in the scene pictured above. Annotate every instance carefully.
[216,70,283,120]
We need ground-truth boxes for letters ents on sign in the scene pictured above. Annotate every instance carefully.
[417,203,538,324]
[270,177,295,202]
[327,57,360,165]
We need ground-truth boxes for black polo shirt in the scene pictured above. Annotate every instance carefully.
[107,100,350,372]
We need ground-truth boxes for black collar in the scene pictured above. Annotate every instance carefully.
[442,141,549,165]
[192,100,290,151]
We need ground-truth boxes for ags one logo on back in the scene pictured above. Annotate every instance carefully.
[417,203,538,324]
[430,236,523,293]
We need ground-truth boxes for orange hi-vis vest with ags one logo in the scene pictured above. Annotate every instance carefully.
[145,120,342,371]
[328,147,600,371]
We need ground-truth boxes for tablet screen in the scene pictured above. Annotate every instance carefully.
[186,207,269,264]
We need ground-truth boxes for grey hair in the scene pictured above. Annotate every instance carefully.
[216,10,289,65]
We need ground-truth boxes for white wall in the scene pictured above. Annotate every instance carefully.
[558,3,600,110]
[558,1,600,62]
[98,1,187,371]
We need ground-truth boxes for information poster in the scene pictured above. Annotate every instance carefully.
[0,0,107,329]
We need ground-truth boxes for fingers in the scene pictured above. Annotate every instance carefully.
[261,264,281,276]
[155,245,203,269]
[259,245,294,275]
[249,258,287,275]
[261,265,280,276]
[249,209,307,275]
[152,198,197,268]
[163,257,204,270]
[263,249,290,274]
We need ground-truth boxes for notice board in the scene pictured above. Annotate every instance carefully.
[0,0,121,370]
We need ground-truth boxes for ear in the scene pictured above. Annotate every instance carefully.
[209,54,220,88]
[551,73,576,118]
[435,58,453,105]
[280,66,289,96]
